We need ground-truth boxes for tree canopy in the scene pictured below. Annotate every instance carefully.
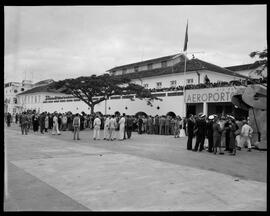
[249,49,267,78]
[49,73,161,114]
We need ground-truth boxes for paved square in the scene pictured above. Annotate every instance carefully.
[5,126,267,211]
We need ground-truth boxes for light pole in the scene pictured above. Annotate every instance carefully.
[105,96,108,115]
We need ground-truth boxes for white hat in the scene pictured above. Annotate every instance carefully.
[227,115,235,120]
[208,115,215,120]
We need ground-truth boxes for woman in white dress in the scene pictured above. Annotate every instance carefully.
[179,117,186,137]
[118,114,126,140]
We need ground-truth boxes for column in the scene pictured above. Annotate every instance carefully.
[203,102,208,116]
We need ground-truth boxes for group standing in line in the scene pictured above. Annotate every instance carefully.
[186,113,254,155]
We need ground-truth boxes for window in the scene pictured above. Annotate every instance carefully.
[21,88,24,91]
[161,61,167,68]
[147,63,153,70]
[144,84,149,88]
[122,68,127,75]
[31,96,33,103]
[14,89,18,93]
[187,79,194,84]
[35,96,37,103]
[134,66,139,72]
[170,80,177,87]
[156,82,162,89]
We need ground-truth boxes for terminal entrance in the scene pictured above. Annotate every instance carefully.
[186,102,248,119]
[208,102,233,116]
[207,102,248,119]
[186,103,203,117]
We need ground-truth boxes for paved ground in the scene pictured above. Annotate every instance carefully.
[4,123,267,211]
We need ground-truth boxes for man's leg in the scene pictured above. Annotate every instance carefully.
[247,136,252,151]
[193,135,200,151]
[199,136,205,151]
[93,128,96,139]
[97,128,100,139]
[77,128,80,140]
[73,128,76,140]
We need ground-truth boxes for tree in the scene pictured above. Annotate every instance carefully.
[49,73,161,114]
[249,48,267,78]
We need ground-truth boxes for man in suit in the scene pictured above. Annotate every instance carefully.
[186,114,195,150]
[154,115,159,135]
[213,115,224,154]
[206,115,214,152]
[159,115,166,135]
[193,113,207,152]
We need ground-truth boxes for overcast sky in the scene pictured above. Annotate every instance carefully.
[4,5,267,83]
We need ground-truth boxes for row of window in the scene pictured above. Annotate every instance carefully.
[19,95,42,104]
[121,61,168,75]
[143,79,194,89]
[5,88,25,94]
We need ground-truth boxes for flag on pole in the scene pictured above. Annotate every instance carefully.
[183,21,188,52]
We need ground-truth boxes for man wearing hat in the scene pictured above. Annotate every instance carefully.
[193,113,207,152]
[186,114,195,150]
[240,120,253,152]
[213,115,224,154]
[206,115,215,152]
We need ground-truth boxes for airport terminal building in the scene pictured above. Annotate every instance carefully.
[12,53,265,118]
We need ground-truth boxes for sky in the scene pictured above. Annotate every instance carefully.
[4,5,267,83]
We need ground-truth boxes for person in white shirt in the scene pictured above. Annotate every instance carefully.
[61,114,67,131]
[103,115,110,140]
[93,114,101,140]
[52,113,61,135]
[108,115,117,141]
[118,113,126,140]
[240,120,253,151]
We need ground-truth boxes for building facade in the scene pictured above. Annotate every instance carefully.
[12,53,256,118]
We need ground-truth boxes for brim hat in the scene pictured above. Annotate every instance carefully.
[227,115,235,120]
[208,115,215,120]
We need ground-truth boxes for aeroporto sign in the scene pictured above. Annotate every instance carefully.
[185,86,241,103]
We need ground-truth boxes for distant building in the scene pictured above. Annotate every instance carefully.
[225,60,267,79]
[16,82,62,113]
[4,80,33,114]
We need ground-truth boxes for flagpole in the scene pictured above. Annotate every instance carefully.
[183,52,187,117]
[183,20,188,118]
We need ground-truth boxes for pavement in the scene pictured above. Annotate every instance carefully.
[4,123,267,211]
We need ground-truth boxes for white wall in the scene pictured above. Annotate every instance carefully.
[131,69,238,89]
[39,92,185,117]
[106,94,185,116]
[17,92,66,112]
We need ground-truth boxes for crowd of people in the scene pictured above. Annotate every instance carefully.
[5,110,187,139]
[186,113,254,155]
[5,109,254,156]
[148,77,267,93]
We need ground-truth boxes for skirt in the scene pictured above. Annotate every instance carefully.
[179,129,186,137]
